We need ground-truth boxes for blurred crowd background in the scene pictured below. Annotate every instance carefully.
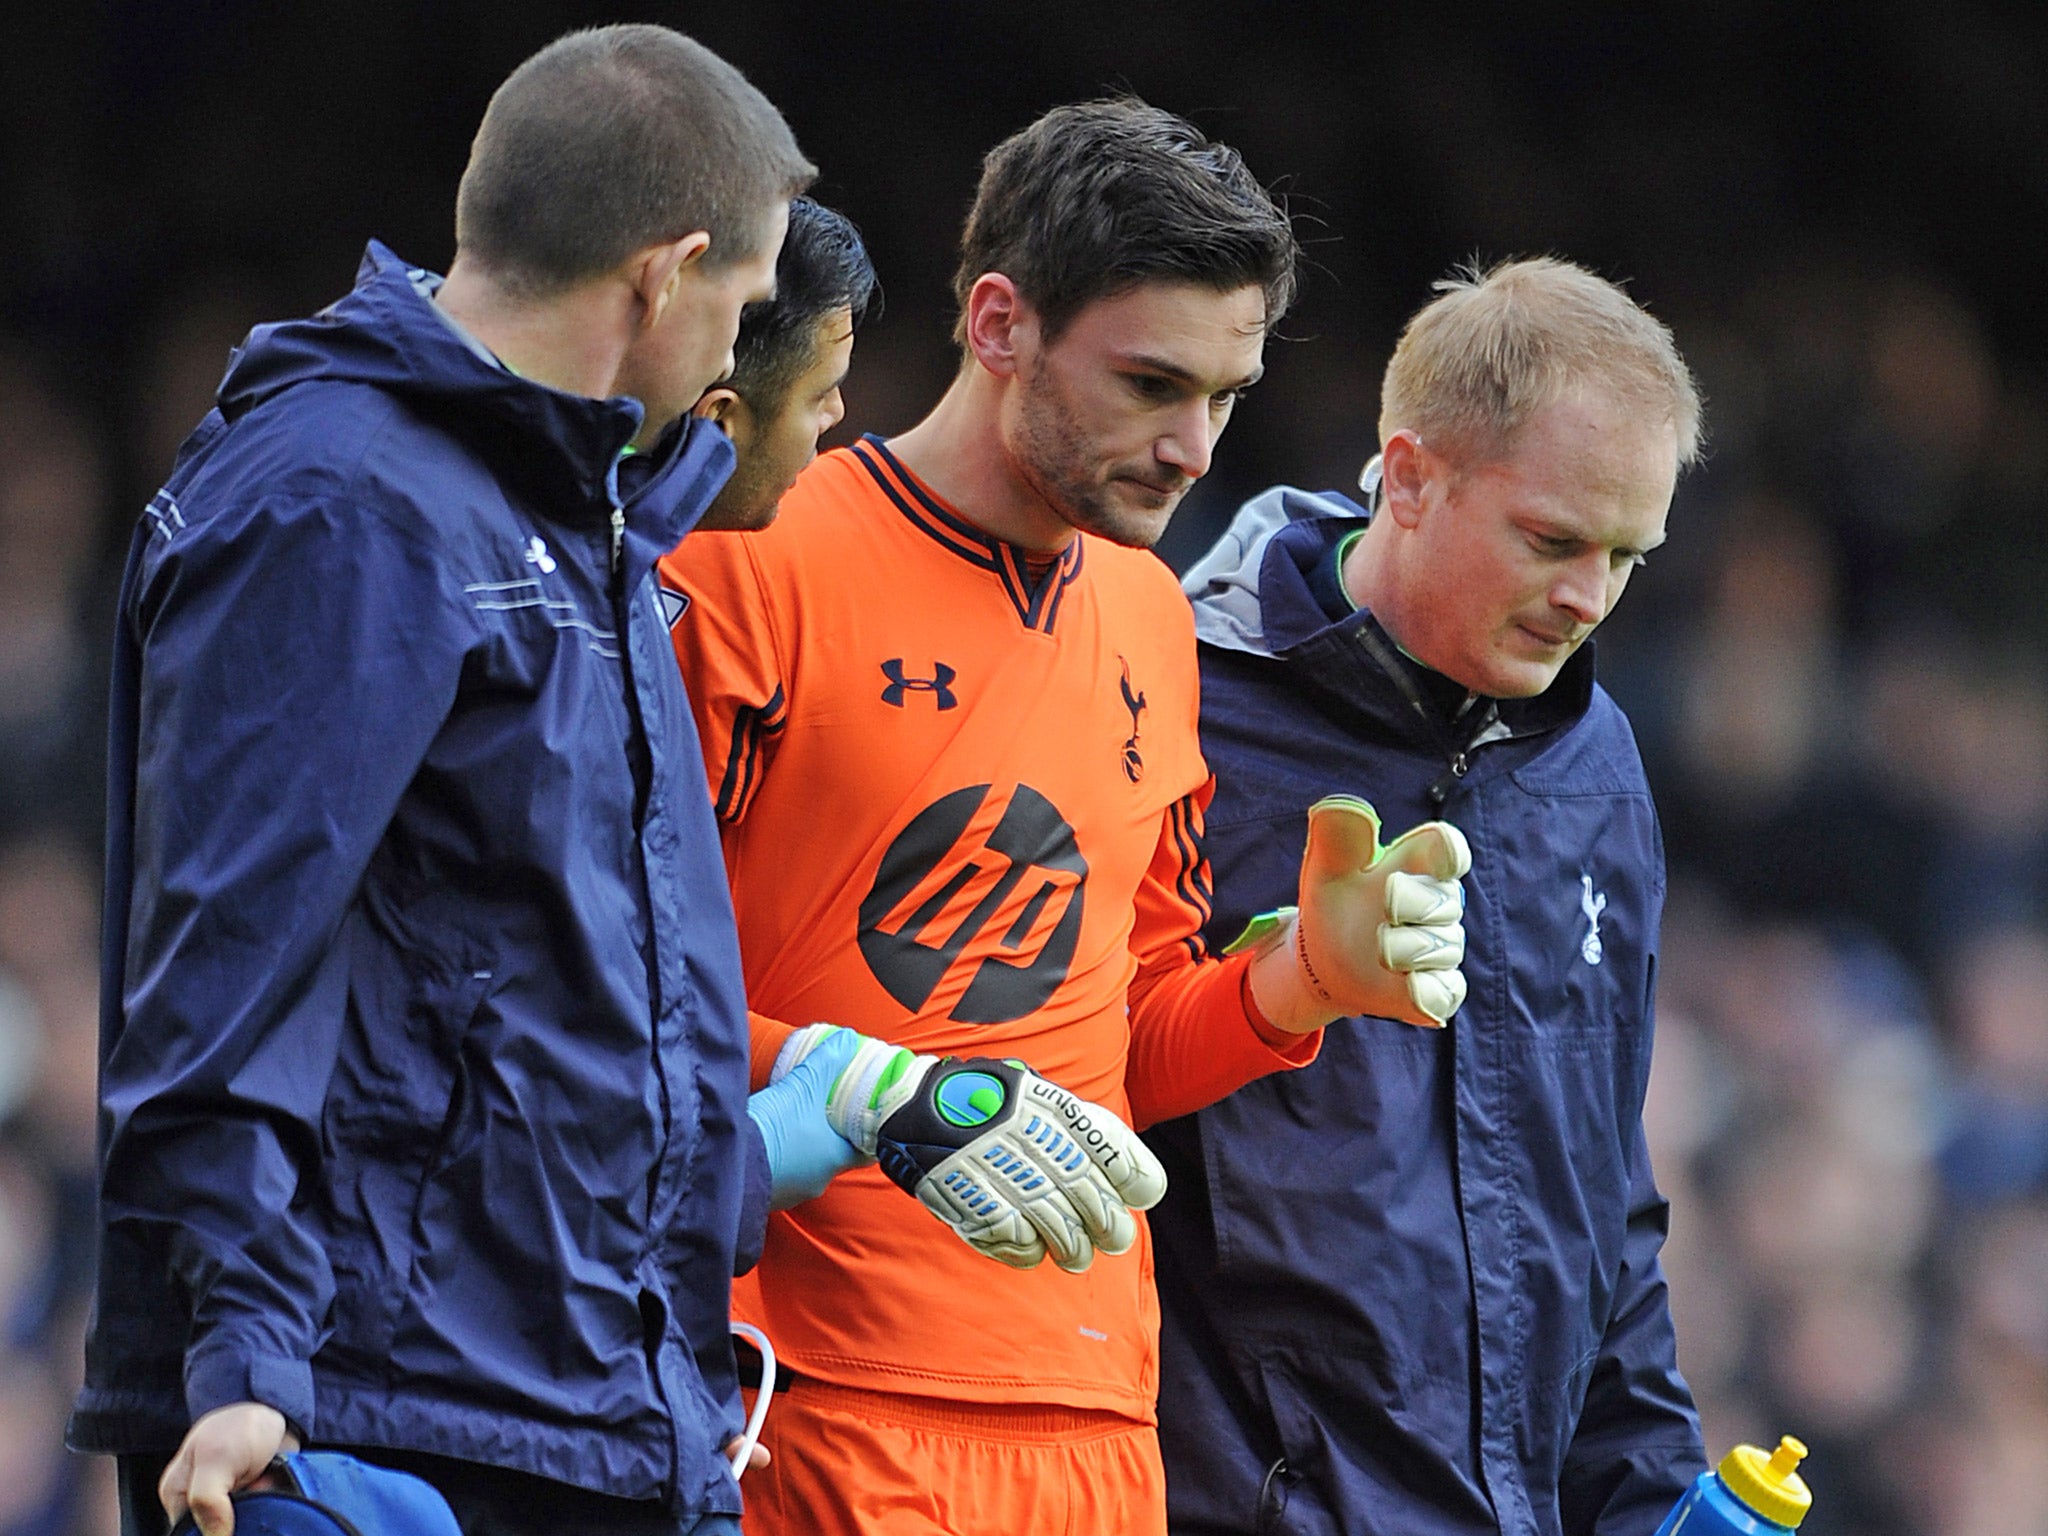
[4,4,2045,1532]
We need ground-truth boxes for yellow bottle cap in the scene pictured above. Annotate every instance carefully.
[1717,1436,1813,1529]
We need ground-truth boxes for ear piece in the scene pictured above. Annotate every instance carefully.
[1357,454,1385,515]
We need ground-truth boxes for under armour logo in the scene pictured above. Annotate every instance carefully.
[1579,874,1608,966]
[1119,657,1147,783]
[524,535,557,574]
[881,659,958,710]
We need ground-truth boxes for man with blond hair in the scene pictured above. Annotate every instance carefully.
[1148,258,1708,1535]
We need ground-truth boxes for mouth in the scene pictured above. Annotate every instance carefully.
[1116,476,1191,506]
[1515,623,1580,649]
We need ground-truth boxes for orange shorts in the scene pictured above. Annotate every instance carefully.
[738,1377,1166,1536]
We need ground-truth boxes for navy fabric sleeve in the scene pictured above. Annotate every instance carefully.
[733,1119,773,1277]
[1556,1118,1706,1536]
[100,493,466,1434]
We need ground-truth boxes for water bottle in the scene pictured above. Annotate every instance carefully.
[1653,1435,1813,1536]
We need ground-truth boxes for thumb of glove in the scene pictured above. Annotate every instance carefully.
[1302,794,1385,878]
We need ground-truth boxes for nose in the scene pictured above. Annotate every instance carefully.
[821,387,846,435]
[1155,400,1216,482]
[1551,554,1609,629]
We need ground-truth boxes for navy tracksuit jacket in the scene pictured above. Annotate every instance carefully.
[1147,488,1704,1536]
[73,244,764,1525]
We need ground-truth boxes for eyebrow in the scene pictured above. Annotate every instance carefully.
[1525,517,1668,555]
[1120,352,1265,391]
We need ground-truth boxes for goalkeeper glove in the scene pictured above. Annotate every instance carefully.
[1229,795,1470,1032]
[774,1026,1167,1273]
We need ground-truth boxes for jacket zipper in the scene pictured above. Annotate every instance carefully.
[1350,624,1496,807]
[1428,749,1472,810]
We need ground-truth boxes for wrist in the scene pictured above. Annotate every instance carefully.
[1240,956,1314,1048]
[1245,914,1338,1035]
[824,1037,927,1155]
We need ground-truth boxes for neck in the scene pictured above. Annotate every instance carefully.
[885,363,1078,554]
[1339,512,1404,627]
[435,254,634,403]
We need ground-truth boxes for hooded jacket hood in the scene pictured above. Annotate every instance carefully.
[1182,485,1368,657]
[1183,483,1595,745]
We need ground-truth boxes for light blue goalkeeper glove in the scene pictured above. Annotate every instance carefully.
[746,1026,863,1210]
[774,1025,1168,1273]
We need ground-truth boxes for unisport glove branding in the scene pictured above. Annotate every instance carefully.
[1021,1075,1138,1185]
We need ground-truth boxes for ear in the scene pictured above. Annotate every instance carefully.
[1378,430,1433,531]
[692,387,757,450]
[631,230,715,330]
[962,273,1033,379]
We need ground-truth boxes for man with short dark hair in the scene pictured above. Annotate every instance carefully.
[72,25,822,1536]
[662,99,1470,1536]
[1149,257,1708,1536]
[690,197,878,532]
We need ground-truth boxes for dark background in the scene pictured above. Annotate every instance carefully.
[4,6,2047,1533]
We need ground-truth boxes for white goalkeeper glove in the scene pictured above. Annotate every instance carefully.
[1228,795,1471,1032]
[773,1026,1167,1273]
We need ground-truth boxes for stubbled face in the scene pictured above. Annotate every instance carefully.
[1392,390,1678,698]
[698,307,855,531]
[620,200,788,443]
[1005,280,1268,548]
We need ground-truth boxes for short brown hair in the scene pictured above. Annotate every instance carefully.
[952,97,1298,345]
[455,25,815,294]
[1380,257,1703,466]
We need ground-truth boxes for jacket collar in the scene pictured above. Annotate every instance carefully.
[1187,485,1594,751]
[216,242,733,548]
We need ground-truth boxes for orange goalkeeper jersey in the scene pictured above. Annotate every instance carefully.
[659,437,1312,1417]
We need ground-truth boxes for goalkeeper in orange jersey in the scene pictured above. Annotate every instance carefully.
[660,100,1471,1536]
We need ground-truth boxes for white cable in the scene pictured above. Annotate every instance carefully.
[728,1321,777,1478]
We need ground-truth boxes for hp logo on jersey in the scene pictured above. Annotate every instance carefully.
[858,783,1088,1024]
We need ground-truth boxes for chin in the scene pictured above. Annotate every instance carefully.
[1068,491,1180,550]
[1475,653,1569,699]
[696,499,777,533]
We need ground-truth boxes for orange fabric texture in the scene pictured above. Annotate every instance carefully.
[749,1010,796,1092]
[659,438,1313,1417]
[739,1378,1166,1536]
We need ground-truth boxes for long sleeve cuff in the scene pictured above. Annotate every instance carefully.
[748,1010,797,1092]
[184,1343,315,1441]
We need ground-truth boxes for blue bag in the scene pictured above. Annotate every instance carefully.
[169,1451,464,1536]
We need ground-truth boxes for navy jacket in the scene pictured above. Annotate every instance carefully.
[1147,489,1703,1536]
[72,244,764,1523]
